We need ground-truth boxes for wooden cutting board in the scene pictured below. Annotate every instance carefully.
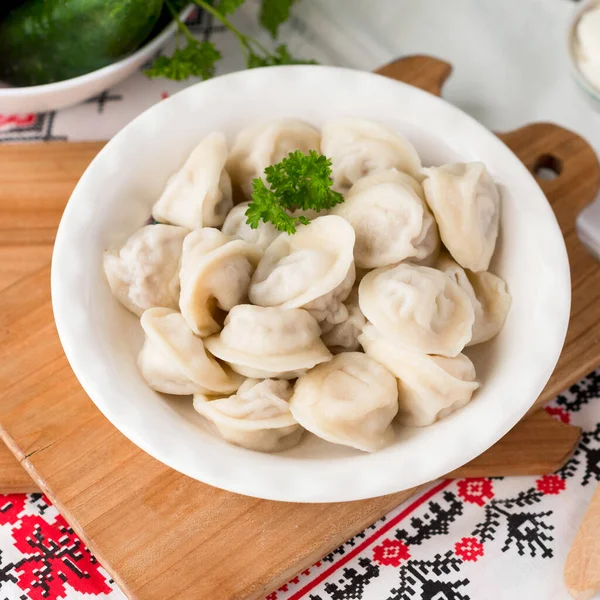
[0,56,599,600]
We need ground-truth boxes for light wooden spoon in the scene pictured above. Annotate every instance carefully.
[565,483,600,599]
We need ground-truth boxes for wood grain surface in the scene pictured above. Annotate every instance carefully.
[0,444,38,494]
[0,56,598,599]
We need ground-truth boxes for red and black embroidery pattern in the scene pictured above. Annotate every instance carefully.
[0,112,65,142]
[0,495,116,599]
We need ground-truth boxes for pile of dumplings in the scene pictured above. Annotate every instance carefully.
[103,117,511,454]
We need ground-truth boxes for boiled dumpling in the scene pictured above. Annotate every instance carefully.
[204,305,332,379]
[179,228,263,337]
[138,308,243,395]
[331,169,439,268]
[422,162,500,272]
[152,132,233,229]
[289,352,398,452]
[303,263,355,326]
[393,171,426,201]
[227,119,320,199]
[104,224,188,317]
[359,324,479,427]
[437,253,511,346]
[359,263,474,357]
[249,215,356,325]
[321,287,366,353]
[221,202,279,250]
[193,379,303,452]
[321,118,422,192]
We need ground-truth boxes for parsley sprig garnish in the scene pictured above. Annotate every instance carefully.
[146,0,316,82]
[245,150,345,235]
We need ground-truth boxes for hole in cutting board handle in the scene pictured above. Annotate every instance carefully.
[533,154,563,180]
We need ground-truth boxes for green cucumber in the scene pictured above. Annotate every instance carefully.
[0,0,164,87]
[0,1,28,20]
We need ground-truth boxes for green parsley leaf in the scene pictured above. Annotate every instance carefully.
[145,41,221,81]
[266,150,344,211]
[260,0,295,38]
[247,44,317,68]
[217,0,246,16]
[246,150,344,233]
[245,179,302,235]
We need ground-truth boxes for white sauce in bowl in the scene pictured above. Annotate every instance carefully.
[575,5,600,92]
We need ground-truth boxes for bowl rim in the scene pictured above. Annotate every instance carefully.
[51,64,571,502]
[0,5,194,96]
[567,0,600,103]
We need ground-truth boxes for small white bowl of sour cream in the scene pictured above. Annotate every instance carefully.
[569,0,600,110]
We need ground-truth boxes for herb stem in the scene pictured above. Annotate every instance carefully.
[193,1,246,45]
[165,0,198,44]
[145,0,316,81]
[193,0,270,57]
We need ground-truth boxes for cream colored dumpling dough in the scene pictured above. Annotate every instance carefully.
[359,263,474,357]
[193,379,303,452]
[332,169,439,268]
[437,253,511,346]
[104,224,188,317]
[422,162,500,272]
[290,352,399,452]
[152,132,233,229]
[179,228,262,337]
[321,287,366,353]
[227,119,320,199]
[321,118,422,192]
[138,308,243,395]
[205,305,332,379]
[360,324,479,427]
[221,201,279,250]
[249,215,356,325]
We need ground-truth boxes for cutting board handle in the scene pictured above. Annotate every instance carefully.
[498,123,600,207]
[375,55,453,96]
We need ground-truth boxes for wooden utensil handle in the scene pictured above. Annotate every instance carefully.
[565,483,600,599]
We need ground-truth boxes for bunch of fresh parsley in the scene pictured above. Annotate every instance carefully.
[246,150,344,234]
[146,0,316,81]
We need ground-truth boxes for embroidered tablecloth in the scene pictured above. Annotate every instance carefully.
[0,373,598,600]
[0,1,598,599]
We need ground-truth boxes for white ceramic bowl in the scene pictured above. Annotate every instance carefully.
[0,6,193,114]
[568,0,600,112]
[51,66,570,503]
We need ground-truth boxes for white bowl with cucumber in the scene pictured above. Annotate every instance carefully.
[0,0,193,114]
